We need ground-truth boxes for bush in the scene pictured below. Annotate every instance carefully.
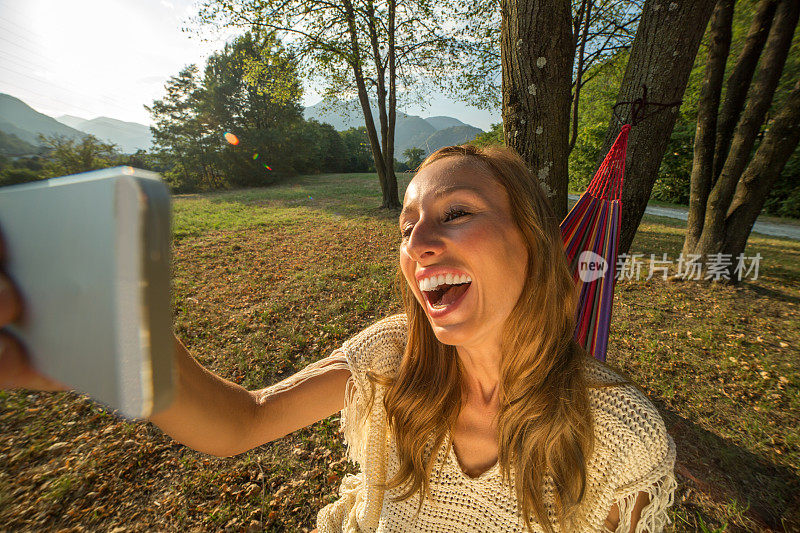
[0,167,40,187]
[651,123,694,204]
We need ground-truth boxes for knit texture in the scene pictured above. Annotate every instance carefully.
[316,314,677,533]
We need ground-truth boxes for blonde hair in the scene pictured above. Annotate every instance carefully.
[373,144,595,532]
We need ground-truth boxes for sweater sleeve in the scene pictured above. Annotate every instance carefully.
[337,314,407,467]
[316,314,407,532]
[606,385,678,533]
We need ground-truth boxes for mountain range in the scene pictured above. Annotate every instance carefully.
[0,93,483,158]
[0,93,154,155]
[56,115,153,154]
[303,100,483,155]
[0,93,84,150]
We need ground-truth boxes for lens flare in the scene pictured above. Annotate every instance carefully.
[308,195,313,200]
[224,132,239,145]
[252,153,259,160]
[264,164,272,171]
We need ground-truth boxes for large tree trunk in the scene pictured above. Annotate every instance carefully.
[600,0,717,256]
[501,0,573,219]
[712,0,779,183]
[694,0,799,257]
[683,0,735,256]
[722,79,800,271]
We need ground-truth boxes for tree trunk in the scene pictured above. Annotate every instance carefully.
[386,0,399,207]
[343,0,400,209]
[501,0,573,219]
[694,0,799,256]
[722,78,800,274]
[683,0,735,256]
[712,0,779,183]
[600,0,717,256]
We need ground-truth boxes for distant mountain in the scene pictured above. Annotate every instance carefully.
[303,99,483,156]
[396,116,436,154]
[56,115,153,153]
[0,93,85,146]
[55,114,89,130]
[418,125,483,153]
[425,116,467,130]
[0,130,39,156]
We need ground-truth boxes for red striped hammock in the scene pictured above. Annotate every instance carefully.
[560,124,631,362]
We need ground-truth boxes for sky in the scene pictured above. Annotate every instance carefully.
[0,0,500,130]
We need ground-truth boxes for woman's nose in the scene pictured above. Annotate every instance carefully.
[406,219,445,261]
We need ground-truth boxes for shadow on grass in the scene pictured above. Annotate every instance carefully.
[743,283,800,306]
[656,400,800,531]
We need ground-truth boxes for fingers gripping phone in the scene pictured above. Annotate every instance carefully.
[0,167,175,419]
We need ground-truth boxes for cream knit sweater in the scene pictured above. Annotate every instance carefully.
[314,314,677,532]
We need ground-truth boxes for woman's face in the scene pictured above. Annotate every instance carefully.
[399,156,529,351]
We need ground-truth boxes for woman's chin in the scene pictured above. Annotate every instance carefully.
[428,321,472,347]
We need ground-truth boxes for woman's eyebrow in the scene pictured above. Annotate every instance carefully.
[400,185,484,221]
[399,204,415,222]
[432,184,484,199]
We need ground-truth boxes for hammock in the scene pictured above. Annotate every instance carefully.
[560,124,631,362]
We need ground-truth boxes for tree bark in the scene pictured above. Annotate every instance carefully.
[683,0,735,256]
[601,0,717,256]
[722,78,800,272]
[712,0,779,184]
[501,0,573,220]
[694,0,799,256]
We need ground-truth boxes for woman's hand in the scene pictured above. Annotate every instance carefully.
[0,268,69,392]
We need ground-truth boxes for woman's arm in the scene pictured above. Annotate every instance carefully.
[147,335,351,458]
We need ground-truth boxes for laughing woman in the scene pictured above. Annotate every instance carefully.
[0,144,676,532]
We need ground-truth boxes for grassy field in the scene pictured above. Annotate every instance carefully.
[1,172,798,532]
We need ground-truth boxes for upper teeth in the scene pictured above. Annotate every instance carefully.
[419,273,472,291]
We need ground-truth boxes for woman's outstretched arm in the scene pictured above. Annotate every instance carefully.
[147,335,351,458]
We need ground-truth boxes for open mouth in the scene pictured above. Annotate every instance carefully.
[420,275,472,309]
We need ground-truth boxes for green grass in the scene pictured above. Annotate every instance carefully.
[0,172,797,531]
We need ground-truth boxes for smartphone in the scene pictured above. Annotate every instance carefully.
[0,167,175,419]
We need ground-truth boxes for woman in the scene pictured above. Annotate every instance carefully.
[0,144,676,532]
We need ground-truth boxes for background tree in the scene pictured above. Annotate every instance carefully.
[200,31,307,185]
[565,0,800,216]
[683,0,800,277]
[195,0,471,209]
[147,32,350,192]
[38,134,118,179]
[471,122,505,147]
[340,126,375,172]
[592,0,718,254]
[403,147,425,170]
[146,65,218,192]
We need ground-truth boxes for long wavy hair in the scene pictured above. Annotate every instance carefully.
[372,144,595,532]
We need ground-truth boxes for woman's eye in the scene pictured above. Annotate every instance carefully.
[444,208,470,222]
[400,225,414,238]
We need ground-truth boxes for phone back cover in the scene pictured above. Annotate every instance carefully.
[0,167,175,419]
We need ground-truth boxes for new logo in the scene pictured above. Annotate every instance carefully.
[578,251,608,283]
